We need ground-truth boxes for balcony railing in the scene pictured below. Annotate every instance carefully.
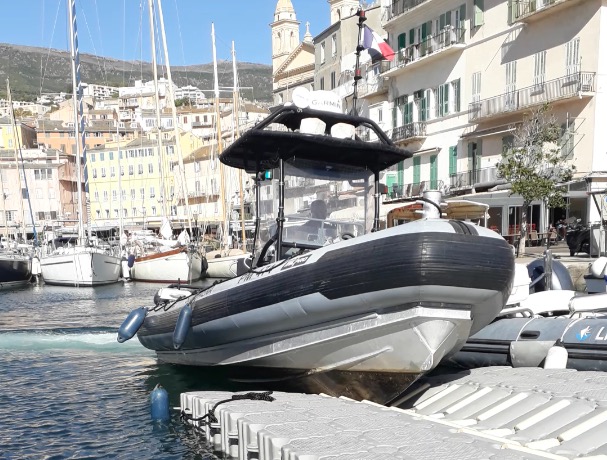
[388,27,466,72]
[388,122,426,143]
[450,166,498,189]
[386,180,445,200]
[358,77,389,97]
[508,0,571,22]
[386,0,430,22]
[468,72,595,122]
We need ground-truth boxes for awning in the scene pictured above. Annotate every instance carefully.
[461,125,516,139]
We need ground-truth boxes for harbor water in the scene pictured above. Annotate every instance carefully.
[0,280,242,459]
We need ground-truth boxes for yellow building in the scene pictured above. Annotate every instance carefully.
[0,117,37,150]
[88,129,204,229]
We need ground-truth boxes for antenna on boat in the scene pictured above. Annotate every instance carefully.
[351,8,366,116]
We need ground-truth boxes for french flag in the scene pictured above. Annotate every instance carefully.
[363,25,395,62]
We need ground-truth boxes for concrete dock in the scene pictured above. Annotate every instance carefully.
[179,367,607,459]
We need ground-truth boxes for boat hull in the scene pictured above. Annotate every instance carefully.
[0,254,32,288]
[206,250,251,278]
[40,251,121,286]
[130,248,205,283]
[137,220,515,403]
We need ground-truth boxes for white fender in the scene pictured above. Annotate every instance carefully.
[590,256,607,278]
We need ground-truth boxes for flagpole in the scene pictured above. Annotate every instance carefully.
[352,8,366,115]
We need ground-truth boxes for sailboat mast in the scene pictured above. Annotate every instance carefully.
[6,79,27,241]
[212,23,227,248]
[147,0,169,220]
[156,0,192,235]
[67,0,86,244]
[231,42,246,249]
[115,112,124,238]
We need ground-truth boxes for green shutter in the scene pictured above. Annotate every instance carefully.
[421,23,427,40]
[409,28,415,44]
[405,101,413,124]
[413,157,421,184]
[398,33,407,50]
[443,83,450,115]
[430,155,438,189]
[474,0,484,26]
[440,13,446,29]
[398,161,404,187]
[446,11,452,25]
[449,146,458,175]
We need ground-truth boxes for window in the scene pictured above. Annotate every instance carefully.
[195,180,201,192]
[109,152,114,160]
[138,164,143,175]
[148,163,153,174]
[320,77,325,90]
[502,135,514,153]
[194,161,200,173]
[413,157,421,184]
[93,169,98,179]
[103,191,109,202]
[132,208,137,217]
[505,61,517,109]
[150,187,155,198]
[430,154,438,189]
[331,34,337,57]
[123,208,128,217]
[112,190,117,200]
[151,206,156,215]
[473,0,484,27]
[140,188,145,199]
[534,51,546,87]
[94,191,99,201]
[22,188,28,199]
[96,210,100,218]
[129,165,134,176]
[561,122,575,159]
[114,209,119,218]
[120,166,124,176]
[472,71,481,102]
[110,166,115,177]
[99,152,105,161]
[321,42,325,64]
[566,38,580,76]
[436,83,449,117]
[130,189,135,199]
[121,190,126,200]
[330,71,336,90]
[105,209,110,218]
[101,168,106,178]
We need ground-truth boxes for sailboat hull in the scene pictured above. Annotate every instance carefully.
[206,250,251,278]
[0,254,32,288]
[129,248,205,283]
[40,250,121,286]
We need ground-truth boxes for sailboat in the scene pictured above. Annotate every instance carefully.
[126,0,206,283]
[205,29,252,279]
[39,0,121,287]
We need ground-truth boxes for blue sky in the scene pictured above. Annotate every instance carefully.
[0,0,331,65]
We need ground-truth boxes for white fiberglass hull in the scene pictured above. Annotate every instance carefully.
[41,250,121,287]
[130,248,205,283]
[206,250,251,278]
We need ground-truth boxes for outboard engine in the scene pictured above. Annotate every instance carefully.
[527,258,574,292]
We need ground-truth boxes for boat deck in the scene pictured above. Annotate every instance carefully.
[179,366,607,459]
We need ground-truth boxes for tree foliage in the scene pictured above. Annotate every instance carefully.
[497,103,576,253]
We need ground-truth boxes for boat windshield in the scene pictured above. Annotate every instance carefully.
[257,162,373,256]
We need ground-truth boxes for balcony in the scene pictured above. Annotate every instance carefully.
[358,78,389,98]
[388,122,426,144]
[385,0,430,24]
[449,166,499,190]
[385,28,466,75]
[508,0,582,23]
[468,72,595,122]
[385,180,445,200]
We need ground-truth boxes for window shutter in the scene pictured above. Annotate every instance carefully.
[449,146,458,175]
[398,33,406,50]
[443,83,450,115]
[421,23,427,40]
[420,95,427,122]
[453,79,460,112]
[440,13,446,29]
[409,28,415,44]
[474,0,484,26]
[430,155,438,189]
[459,4,466,27]
[413,157,421,184]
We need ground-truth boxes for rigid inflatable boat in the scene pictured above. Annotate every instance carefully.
[118,99,515,403]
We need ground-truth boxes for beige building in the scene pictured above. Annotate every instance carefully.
[0,118,37,150]
[376,0,604,236]
[87,130,205,229]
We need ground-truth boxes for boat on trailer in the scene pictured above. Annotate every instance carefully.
[118,101,515,404]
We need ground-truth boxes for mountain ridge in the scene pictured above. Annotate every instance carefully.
[0,43,273,103]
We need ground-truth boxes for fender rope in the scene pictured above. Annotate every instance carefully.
[180,391,275,426]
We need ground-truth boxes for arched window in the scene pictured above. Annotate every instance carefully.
[274,32,281,53]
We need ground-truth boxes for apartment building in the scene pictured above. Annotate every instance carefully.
[379,0,605,234]
[0,148,84,238]
[87,130,204,229]
[0,118,37,149]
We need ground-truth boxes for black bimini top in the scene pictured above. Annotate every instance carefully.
[219,106,411,180]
